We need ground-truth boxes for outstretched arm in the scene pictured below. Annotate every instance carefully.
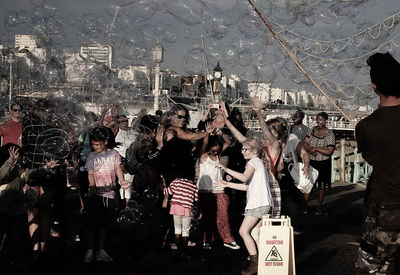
[251,97,277,144]
[216,163,255,183]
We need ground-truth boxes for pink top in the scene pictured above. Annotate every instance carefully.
[85,149,120,199]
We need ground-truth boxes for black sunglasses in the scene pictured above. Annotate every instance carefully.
[12,109,21,112]
[175,115,186,120]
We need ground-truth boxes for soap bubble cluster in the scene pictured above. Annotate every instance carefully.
[0,0,398,111]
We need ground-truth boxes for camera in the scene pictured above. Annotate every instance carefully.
[210,103,220,109]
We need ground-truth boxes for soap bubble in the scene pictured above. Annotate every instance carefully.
[183,48,205,75]
[4,11,19,29]
[43,0,60,18]
[165,0,205,25]
[66,12,79,26]
[238,11,264,39]
[104,0,125,18]
[38,128,71,160]
[271,7,298,25]
[221,45,239,66]
[124,0,156,22]
[153,23,178,44]
[300,14,316,26]
[28,0,45,7]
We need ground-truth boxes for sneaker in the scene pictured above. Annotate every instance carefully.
[187,240,196,247]
[83,249,95,263]
[96,249,113,262]
[202,243,211,250]
[224,242,240,250]
[170,243,178,250]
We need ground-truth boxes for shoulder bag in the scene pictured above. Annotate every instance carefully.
[287,139,319,194]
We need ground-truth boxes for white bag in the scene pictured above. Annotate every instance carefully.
[288,162,318,194]
[287,139,319,194]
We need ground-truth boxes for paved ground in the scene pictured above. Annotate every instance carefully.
[0,181,366,275]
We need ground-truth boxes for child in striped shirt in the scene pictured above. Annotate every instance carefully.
[163,178,199,259]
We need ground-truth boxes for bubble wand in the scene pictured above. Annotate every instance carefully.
[247,0,355,126]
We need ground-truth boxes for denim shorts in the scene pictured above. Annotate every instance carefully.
[245,206,271,219]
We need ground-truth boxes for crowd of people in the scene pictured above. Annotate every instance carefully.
[1,51,398,275]
[0,93,341,275]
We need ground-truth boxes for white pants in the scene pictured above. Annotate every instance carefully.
[173,215,191,237]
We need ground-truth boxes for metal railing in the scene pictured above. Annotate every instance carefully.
[331,139,373,183]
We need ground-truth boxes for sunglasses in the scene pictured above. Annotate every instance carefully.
[12,109,21,112]
[175,115,186,120]
[118,120,128,123]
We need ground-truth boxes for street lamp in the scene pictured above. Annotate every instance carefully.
[7,50,16,111]
[152,43,163,111]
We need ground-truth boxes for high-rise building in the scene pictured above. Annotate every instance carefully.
[15,35,38,49]
[80,44,112,68]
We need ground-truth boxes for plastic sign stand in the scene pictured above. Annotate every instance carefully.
[258,215,296,275]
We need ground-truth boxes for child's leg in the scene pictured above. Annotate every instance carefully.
[181,215,192,250]
[250,220,262,250]
[216,193,235,243]
[239,215,260,256]
[173,214,183,250]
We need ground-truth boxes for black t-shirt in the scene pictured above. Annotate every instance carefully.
[356,105,400,203]
[160,137,195,186]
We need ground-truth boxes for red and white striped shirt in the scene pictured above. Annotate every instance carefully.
[164,178,199,209]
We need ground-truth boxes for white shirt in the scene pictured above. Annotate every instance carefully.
[245,157,273,210]
[115,128,139,158]
[197,156,224,193]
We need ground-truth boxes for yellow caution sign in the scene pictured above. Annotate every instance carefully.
[258,215,295,275]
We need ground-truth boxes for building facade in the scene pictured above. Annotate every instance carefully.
[80,44,112,68]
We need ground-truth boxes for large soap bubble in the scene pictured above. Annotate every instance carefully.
[124,0,157,22]
[28,0,45,7]
[165,0,205,26]
[38,128,71,160]
[271,7,298,25]
[183,48,205,75]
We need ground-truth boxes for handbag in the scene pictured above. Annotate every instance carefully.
[287,139,319,194]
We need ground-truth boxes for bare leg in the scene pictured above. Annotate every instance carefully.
[317,190,325,210]
[250,221,262,250]
[239,215,260,256]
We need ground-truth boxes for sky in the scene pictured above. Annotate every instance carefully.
[1,0,400,106]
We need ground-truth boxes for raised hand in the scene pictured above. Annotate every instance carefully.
[45,158,60,169]
[251,96,263,112]
[218,101,229,118]
[156,124,165,148]
[205,122,215,134]
[8,146,20,161]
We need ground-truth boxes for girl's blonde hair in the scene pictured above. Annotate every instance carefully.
[243,138,263,157]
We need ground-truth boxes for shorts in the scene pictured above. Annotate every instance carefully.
[173,214,192,237]
[245,205,271,219]
[83,195,117,230]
